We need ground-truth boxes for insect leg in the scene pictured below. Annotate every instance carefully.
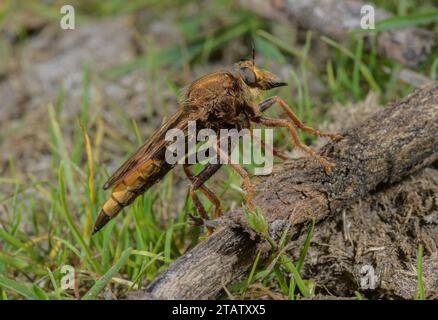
[192,163,222,190]
[259,96,342,140]
[183,164,210,222]
[253,116,335,173]
[183,164,223,219]
[214,145,256,209]
[192,164,223,218]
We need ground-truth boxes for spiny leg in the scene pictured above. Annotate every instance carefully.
[183,165,213,223]
[254,116,335,173]
[259,96,342,140]
[183,164,223,220]
[214,145,256,209]
[192,163,222,191]
[183,164,213,234]
[192,164,223,220]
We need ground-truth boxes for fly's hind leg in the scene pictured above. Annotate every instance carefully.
[183,164,223,234]
[214,145,256,210]
[259,96,342,141]
[191,164,223,219]
[254,116,335,174]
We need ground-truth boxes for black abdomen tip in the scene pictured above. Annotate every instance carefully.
[92,211,111,235]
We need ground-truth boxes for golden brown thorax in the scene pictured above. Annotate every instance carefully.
[184,59,287,131]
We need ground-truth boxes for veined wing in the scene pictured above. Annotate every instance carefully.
[103,108,193,190]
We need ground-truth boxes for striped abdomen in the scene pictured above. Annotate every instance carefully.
[92,158,172,234]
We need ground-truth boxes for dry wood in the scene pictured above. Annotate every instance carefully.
[130,83,438,299]
[238,0,435,67]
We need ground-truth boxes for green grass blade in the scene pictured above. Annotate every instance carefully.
[58,162,102,273]
[131,249,170,263]
[280,255,311,298]
[273,264,289,296]
[321,36,380,92]
[417,244,425,300]
[164,224,174,264]
[48,104,79,206]
[0,276,38,300]
[256,29,305,61]
[289,220,315,299]
[296,219,315,272]
[32,284,49,300]
[430,57,438,80]
[46,267,62,299]
[0,251,44,275]
[82,247,131,300]
[0,227,26,250]
[355,291,363,300]
[240,249,262,299]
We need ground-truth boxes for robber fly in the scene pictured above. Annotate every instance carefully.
[92,48,341,235]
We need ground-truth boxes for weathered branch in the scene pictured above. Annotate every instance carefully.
[238,0,435,68]
[131,83,438,299]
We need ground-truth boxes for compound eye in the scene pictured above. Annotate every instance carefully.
[239,67,257,86]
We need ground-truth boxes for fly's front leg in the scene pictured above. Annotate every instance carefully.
[259,96,342,141]
[254,116,335,174]
[214,144,256,209]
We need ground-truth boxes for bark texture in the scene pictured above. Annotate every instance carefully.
[130,83,438,299]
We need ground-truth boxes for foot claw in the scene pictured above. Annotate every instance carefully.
[188,213,204,226]
[328,133,343,141]
[323,161,335,174]
[245,200,256,211]
[213,207,223,219]
[318,131,343,141]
